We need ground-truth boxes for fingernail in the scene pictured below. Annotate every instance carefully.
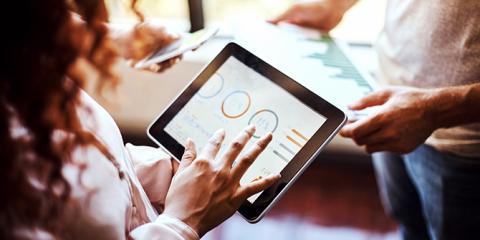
[262,132,273,141]
[215,129,225,138]
[273,174,281,180]
[247,124,256,131]
[268,173,281,179]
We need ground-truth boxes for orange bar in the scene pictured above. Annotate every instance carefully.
[291,129,308,141]
[287,135,303,148]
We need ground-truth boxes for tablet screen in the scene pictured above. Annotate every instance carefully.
[164,56,327,202]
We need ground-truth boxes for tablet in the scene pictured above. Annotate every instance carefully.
[147,42,347,223]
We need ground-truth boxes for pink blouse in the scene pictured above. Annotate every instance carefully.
[57,90,199,240]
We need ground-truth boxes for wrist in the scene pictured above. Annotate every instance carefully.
[157,214,200,240]
[427,85,476,129]
[329,0,357,13]
[163,208,202,237]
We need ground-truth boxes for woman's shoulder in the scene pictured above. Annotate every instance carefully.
[77,90,125,149]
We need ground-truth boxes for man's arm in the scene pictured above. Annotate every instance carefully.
[430,83,480,128]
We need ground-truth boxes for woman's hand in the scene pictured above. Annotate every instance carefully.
[163,125,281,236]
[269,0,356,32]
[112,22,180,73]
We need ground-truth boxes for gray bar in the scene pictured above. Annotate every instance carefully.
[279,143,295,155]
[273,150,290,163]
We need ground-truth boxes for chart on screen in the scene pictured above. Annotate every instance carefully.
[165,56,326,202]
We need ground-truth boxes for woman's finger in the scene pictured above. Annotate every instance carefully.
[236,174,281,200]
[220,125,255,167]
[231,133,272,182]
[157,57,181,72]
[171,158,180,174]
[147,64,161,72]
[140,56,181,73]
[198,129,225,160]
[180,138,197,168]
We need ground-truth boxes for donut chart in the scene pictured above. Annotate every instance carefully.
[198,73,224,98]
[221,90,251,119]
[248,109,279,138]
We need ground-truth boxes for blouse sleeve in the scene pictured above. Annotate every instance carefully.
[124,143,175,209]
[129,214,199,240]
[125,144,200,239]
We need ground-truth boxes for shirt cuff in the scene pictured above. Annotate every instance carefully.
[156,214,199,240]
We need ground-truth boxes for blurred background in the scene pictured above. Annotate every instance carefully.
[96,0,399,239]
[106,0,385,42]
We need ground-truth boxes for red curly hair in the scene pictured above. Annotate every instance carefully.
[0,0,141,238]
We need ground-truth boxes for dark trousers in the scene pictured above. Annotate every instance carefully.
[373,145,480,240]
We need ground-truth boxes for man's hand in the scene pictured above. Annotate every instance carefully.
[269,0,357,32]
[340,87,439,154]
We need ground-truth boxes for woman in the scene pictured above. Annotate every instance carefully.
[0,0,280,239]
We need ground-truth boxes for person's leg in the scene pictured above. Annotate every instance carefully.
[404,145,480,240]
[372,152,430,240]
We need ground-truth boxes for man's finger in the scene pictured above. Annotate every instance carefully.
[221,125,256,167]
[180,138,197,168]
[267,18,280,24]
[353,127,385,146]
[340,113,383,140]
[268,14,287,24]
[236,174,281,200]
[354,126,395,147]
[348,89,393,110]
[199,129,225,160]
[268,8,296,24]
[231,133,273,181]
[365,143,391,154]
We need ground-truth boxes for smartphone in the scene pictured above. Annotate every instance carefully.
[134,27,219,68]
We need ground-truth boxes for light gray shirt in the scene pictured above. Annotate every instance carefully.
[377,0,480,158]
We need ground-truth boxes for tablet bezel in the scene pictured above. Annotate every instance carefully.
[147,42,347,223]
